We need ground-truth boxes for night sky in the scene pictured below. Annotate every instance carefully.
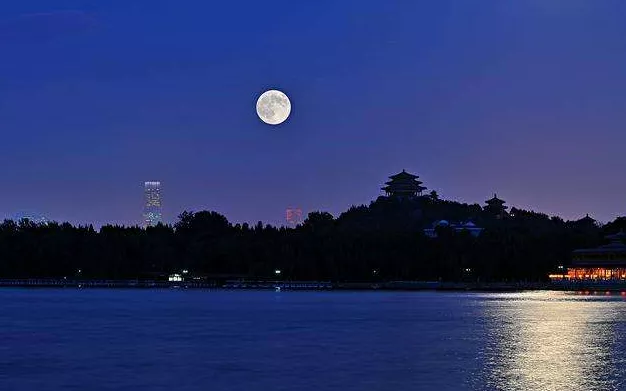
[1,1,626,227]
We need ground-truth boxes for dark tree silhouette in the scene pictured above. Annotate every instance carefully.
[0,196,617,283]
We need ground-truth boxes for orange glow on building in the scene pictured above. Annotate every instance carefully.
[553,267,626,281]
[549,231,626,284]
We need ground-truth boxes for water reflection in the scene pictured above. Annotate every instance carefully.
[480,292,626,391]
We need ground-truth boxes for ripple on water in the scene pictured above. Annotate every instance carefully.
[0,290,625,391]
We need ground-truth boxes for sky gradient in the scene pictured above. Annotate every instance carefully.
[1,0,626,227]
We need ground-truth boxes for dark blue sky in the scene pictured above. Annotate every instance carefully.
[1,0,626,227]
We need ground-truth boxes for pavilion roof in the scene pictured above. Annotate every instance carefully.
[573,245,626,254]
[385,178,423,185]
[389,170,419,180]
[384,179,425,186]
[571,230,626,259]
[381,185,426,191]
[606,230,626,241]
[571,258,626,267]
[485,193,506,205]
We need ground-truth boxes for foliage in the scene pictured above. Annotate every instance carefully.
[0,198,617,282]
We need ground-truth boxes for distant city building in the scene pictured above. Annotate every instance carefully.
[143,181,162,227]
[424,220,483,238]
[286,207,303,227]
[484,194,508,219]
[13,211,49,225]
[382,170,427,198]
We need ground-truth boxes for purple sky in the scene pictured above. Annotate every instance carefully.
[1,0,625,227]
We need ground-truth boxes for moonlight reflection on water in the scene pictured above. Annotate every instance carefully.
[479,292,626,391]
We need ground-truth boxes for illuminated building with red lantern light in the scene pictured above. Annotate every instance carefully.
[550,230,626,283]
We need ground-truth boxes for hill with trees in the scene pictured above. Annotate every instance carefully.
[0,194,620,283]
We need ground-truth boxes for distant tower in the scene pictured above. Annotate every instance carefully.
[143,181,162,227]
[484,194,508,219]
[286,207,303,227]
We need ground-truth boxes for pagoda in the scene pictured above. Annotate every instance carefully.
[578,214,597,225]
[484,194,508,218]
[382,170,427,198]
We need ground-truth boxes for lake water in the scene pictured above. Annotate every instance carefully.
[1,289,626,391]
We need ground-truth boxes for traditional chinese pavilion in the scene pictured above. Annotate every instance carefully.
[554,230,626,281]
[484,194,508,218]
[578,214,597,226]
[382,170,427,198]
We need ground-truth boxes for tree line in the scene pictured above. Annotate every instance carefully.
[0,196,623,282]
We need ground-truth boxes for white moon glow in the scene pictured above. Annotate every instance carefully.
[256,90,291,125]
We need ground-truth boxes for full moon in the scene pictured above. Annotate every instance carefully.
[256,90,291,125]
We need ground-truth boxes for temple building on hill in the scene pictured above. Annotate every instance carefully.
[550,230,626,281]
[382,170,427,198]
[580,214,595,222]
[576,214,597,227]
[484,194,508,219]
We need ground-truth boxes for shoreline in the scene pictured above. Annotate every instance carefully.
[0,278,619,292]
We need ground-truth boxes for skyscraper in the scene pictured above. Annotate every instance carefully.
[143,181,162,227]
[286,207,303,227]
